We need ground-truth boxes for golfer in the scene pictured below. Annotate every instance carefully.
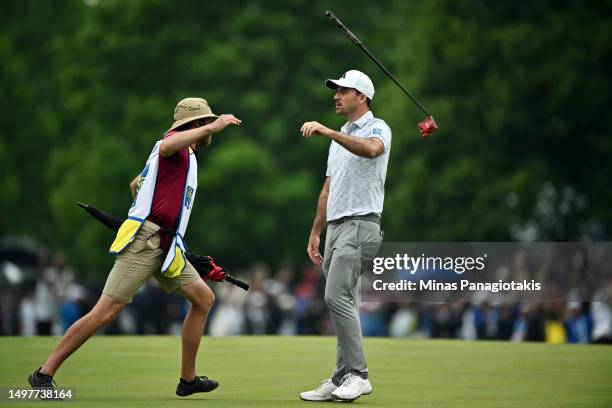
[28,98,241,397]
[300,70,391,402]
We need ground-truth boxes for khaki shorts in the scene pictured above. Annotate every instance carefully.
[103,221,200,303]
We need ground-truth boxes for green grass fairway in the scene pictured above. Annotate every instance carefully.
[1,336,610,407]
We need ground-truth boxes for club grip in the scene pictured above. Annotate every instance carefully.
[225,275,250,291]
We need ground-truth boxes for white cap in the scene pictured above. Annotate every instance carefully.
[325,70,375,100]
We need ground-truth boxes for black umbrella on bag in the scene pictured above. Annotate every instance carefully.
[76,202,249,291]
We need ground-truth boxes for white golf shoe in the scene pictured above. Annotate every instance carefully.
[300,379,338,401]
[331,374,372,402]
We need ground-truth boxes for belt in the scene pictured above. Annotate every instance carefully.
[328,213,381,225]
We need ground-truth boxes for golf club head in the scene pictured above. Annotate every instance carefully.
[418,115,438,138]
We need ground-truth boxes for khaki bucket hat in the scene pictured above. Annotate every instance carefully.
[168,97,219,132]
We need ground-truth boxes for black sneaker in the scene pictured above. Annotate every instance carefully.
[28,368,62,400]
[28,368,55,389]
[176,375,219,397]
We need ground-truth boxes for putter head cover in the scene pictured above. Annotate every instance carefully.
[187,253,227,282]
[418,115,438,138]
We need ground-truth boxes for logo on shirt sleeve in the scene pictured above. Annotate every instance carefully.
[372,128,382,136]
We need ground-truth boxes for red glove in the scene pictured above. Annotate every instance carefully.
[417,115,438,138]
[204,257,226,282]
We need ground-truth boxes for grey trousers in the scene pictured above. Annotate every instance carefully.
[323,220,383,385]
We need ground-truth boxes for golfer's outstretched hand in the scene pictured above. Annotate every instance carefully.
[307,235,323,267]
[208,114,242,134]
[301,121,332,138]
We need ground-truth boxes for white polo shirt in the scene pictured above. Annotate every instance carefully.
[325,110,392,222]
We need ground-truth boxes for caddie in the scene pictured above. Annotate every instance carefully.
[28,98,241,398]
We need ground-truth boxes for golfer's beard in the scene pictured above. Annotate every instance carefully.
[338,105,355,119]
[336,105,357,119]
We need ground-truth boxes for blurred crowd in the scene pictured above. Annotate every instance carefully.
[1,242,610,344]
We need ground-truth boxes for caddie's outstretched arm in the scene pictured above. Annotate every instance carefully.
[160,114,242,157]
